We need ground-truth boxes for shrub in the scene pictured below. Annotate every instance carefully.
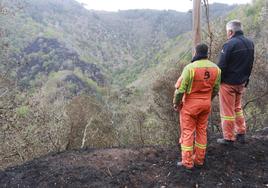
[16,106,29,117]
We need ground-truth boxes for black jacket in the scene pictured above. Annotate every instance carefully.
[218,31,254,85]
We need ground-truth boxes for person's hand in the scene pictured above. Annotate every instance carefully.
[174,103,183,112]
[173,104,179,112]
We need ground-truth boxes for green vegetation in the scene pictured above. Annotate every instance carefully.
[16,106,29,118]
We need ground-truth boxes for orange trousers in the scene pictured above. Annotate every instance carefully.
[179,98,211,168]
[219,83,246,141]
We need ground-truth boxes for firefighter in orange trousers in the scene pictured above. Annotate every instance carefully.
[217,20,254,145]
[173,43,221,169]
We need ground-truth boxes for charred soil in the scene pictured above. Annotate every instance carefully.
[0,130,268,188]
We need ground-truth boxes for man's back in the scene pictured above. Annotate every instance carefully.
[218,31,254,85]
[177,59,221,100]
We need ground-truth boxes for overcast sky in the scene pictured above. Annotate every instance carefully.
[75,0,252,12]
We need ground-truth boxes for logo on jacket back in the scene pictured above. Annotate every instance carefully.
[204,70,210,80]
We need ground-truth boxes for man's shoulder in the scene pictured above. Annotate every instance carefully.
[232,35,254,46]
[222,39,235,51]
[225,37,237,46]
[242,36,255,47]
[184,63,194,70]
[206,60,219,68]
[194,59,219,68]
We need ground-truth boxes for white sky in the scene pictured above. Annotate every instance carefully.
[75,0,252,12]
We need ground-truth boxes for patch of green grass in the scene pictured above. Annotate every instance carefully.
[16,106,29,118]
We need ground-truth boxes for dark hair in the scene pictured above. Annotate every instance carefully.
[195,43,208,56]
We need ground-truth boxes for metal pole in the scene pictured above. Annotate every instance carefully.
[265,0,268,65]
[192,0,201,56]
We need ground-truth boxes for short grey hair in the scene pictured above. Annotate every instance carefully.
[226,19,242,32]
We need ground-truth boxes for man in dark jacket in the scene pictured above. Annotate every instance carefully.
[217,20,254,145]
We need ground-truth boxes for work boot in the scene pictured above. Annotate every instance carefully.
[176,161,193,172]
[193,158,205,169]
[217,138,234,146]
[236,134,245,144]
[194,163,204,169]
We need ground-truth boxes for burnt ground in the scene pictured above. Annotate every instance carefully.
[0,130,267,188]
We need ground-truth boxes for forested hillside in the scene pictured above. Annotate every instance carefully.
[0,0,267,173]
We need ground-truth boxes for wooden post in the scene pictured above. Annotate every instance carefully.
[192,0,201,56]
